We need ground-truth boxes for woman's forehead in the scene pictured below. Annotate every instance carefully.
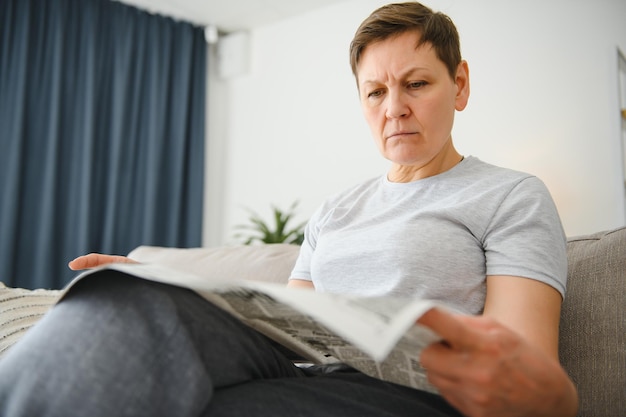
[357,35,441,83]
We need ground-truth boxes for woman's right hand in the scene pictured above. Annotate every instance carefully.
[68,253,138,271]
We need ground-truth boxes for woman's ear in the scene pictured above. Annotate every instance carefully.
[455,60,470,111]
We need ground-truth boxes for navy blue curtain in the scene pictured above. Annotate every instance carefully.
[0,0,206,289]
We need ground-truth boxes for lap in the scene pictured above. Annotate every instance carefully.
[206,368,462,417]
[0,271,462,417]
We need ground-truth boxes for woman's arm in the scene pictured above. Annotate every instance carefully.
[286,279,315,290]
[418,276,578,417]
[483,275,562,359]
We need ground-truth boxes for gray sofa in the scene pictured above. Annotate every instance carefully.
[1,227,624,416]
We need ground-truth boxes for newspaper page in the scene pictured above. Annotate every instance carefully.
[68,263,443,392]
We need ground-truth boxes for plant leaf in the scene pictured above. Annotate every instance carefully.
[233,200,307,245]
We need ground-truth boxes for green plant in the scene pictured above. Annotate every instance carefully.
[234,201,307,245]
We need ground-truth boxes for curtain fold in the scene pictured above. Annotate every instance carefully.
[0,0,207,289]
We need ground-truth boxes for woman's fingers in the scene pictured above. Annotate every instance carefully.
[68,253,137,270]
[418,307,492,349]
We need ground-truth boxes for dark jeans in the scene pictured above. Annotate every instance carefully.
[0,271,461,417]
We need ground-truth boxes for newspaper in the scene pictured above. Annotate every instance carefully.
[69,262,443,393]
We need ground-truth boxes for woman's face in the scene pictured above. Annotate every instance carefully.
[356,31,469,178]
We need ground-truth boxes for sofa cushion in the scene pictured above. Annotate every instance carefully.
[128,243,300,285]
[559,227,626,417]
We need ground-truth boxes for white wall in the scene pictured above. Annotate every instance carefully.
[203,0,626,246]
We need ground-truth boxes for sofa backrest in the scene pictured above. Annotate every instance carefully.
[560,227,626,417]
[128,243,301,284]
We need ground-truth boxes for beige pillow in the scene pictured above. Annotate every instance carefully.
[0,282,62,358]
[128,243,301,285]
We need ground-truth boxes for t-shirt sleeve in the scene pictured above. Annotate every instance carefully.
[483,177,567,298]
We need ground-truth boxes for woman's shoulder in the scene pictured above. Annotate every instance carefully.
[460,156,549,192]
[462,156,533,180]
[308,175,384,222]
[323,175,383,204]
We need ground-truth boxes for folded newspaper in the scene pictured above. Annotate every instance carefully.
[69,262,443,393]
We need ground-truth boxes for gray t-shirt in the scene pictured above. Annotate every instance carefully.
[290,156,567,315]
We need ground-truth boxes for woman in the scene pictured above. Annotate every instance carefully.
[0,2,578,416]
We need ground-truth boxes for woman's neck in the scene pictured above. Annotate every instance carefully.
[387,146,464,183]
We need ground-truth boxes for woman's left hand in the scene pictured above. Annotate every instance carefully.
[68,253,138,271]
[417,308,578,417]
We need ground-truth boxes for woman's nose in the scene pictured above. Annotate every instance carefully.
[385,91,410,119]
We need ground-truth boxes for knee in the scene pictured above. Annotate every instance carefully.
[0,271,213,417]
[62,270,192,336]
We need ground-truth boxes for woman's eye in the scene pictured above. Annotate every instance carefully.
[408,81,427,89]
[367,90,384,98]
